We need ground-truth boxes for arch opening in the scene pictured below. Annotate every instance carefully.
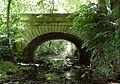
[35,39,76,57]
[34,39,78,67]
[23,32,91,65]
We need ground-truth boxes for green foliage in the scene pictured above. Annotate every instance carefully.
[105,0,110,7]
[0,61,19,73]
[96,65,112,75]
[0,61,33,79]
[72,3,99,49]
[35,40,67,56]
[0,14,23,59]
[72,3,120,75]
[0,70,7,79]
[60,0,84,13]
[0,1,23,59]
[0,0,119,76]
[0,33,11,59]
[50,60,63,68]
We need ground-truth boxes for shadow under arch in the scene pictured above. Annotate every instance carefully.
[23,32,91,65]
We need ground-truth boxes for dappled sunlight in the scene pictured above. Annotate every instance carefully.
[0,0,120,83]
[35,39,77,67]
[0,0,98,14]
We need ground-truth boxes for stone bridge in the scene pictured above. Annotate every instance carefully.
[20,13,91,65]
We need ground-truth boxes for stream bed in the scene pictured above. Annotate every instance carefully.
[0,63,112,84]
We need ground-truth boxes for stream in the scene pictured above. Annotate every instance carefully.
[0,63,110,84]
[0,54,120,84]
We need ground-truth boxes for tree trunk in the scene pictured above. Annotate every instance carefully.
[7,0,11,39]
[98,0,107,13]
[110,0,120,10]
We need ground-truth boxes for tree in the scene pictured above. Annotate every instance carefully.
[98,0,107,13]
[6,0,11,45]
[72,0,120,74]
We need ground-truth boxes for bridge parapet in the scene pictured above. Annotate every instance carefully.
[20,14,74,47]
[21,13,73,25]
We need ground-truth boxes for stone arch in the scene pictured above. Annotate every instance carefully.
[23,32,91,65]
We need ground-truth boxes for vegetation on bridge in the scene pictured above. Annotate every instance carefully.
[0,0,120,83]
